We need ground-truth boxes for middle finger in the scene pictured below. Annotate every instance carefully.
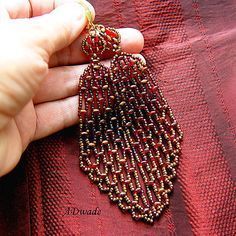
[48,28,144,67]
[33,54,146,104]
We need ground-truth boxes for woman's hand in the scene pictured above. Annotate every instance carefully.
[0,0,144,177]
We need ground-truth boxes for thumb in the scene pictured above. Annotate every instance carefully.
[30,1,95,60]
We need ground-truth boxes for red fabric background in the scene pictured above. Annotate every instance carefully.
[0,0,235,235]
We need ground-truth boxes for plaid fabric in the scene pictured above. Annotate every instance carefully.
[0,0,235,235]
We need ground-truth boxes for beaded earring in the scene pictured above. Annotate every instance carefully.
[77,17,183,224]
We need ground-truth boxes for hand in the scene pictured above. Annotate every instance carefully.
[0,0,144,177]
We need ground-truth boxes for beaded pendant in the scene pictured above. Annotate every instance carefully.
[77,24,183,224]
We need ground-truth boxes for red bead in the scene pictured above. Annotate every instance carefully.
[154,142,161,149]
[119,192,126,197]
[106,29,117,38]
[164,149,170,155]
[84,45,90,51]
[149,86,156,93]
[148,180,154,186]
[161,163,168,168]
[133,188,143,195]
[137,129,142,134]
[89,163,97,169]
[129,167,135,173]
[106,129,113,135]
[159,176,166,181]
[98,152,103,158]
[112,149,117,154]
[86,37,92,44]
[106,161,112,166]
[143,149,149,155]
[158,188,165,193]
[115,138,122,143]
[131,201,138,206]
[142,137,147,142]
[154,202,161,208]
[81,153,88,158]
[128,109,134,114]
[137,93,143,98]
[124,147,131,153]
[126,122,132,127]
[128,97,135,102]
[132,142,139,148]
[100,173,107,178]
[139,104,145,110]
[129,60,135,66]
[148,111,156,116]
[110,182,116,187]
[141,160,147,165]
[148,123,154,129]
[80,110,86,121]
[137,117,144,122]
[159,117,165,123]
[94,36,99,43]
[94,153,100,158]
[144,208,150,213]
[150,157,155,162]
[93,109,99,115]
[119,159,126,164]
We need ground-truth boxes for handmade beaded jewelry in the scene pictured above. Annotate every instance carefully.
[77,21,183,224]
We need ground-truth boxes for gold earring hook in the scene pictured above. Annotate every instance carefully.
[75,0,94,29]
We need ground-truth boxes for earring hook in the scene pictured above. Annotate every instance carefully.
[76,0,94,29]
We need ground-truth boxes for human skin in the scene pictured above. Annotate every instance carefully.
[0,0,144,177]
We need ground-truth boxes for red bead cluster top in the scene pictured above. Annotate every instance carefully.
[82,24,121,57]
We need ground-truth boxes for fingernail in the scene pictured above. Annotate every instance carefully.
[55,1,95,32]
[52,2,88,36]
[55,3,86,21]
[76,0,95,20]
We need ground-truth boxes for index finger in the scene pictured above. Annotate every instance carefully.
[0,0,94,20]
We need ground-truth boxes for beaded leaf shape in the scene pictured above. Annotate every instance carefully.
[78,24,183,224]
